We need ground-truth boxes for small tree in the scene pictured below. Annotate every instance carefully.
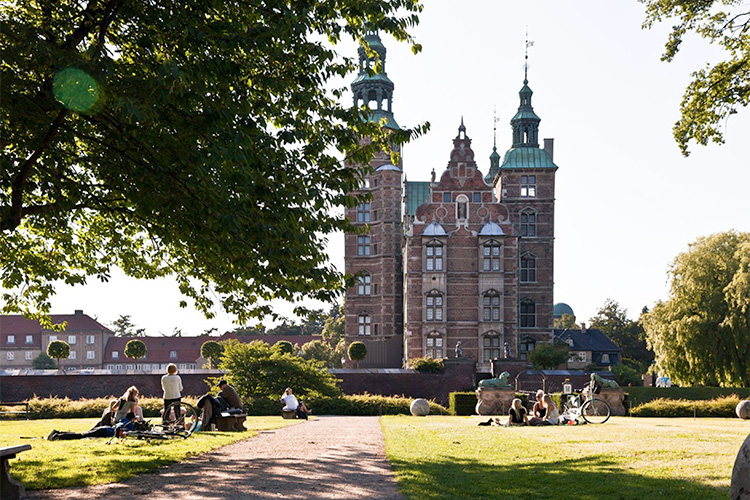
[348,341,367,368]
[32,352,56,369]
[274,340,293,355]
[300,340,334,366]
[124,339,147,361]
[201,340,225,369]
[529,343,569,370]
[47,340,70,370]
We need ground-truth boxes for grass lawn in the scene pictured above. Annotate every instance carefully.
[381,416,750,500]
[0,416,299,490]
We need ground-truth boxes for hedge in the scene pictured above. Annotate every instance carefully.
[626,387,750,407]
[1,396,199,420]
[449,392,477,416]
[629,395,742,418]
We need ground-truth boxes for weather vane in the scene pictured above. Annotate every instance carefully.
[493,106,499,149]
[524,27,534,82]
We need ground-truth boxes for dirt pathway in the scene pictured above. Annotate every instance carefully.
[27,416,404,500]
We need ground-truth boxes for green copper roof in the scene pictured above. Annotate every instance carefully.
[405,181,430,216]
[500,147,558,170]
[351,72,394,85]
[369,109,399,129]
[511,108,541,121]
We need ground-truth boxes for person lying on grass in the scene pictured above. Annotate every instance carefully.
[47,412,137,441]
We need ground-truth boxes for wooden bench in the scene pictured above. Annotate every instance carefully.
[215,413,247,432]
[1,445,31,499]
[0,402,30,420]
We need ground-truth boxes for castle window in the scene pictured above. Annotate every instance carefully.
[426,243,443,271]
[521,175,536,197]
[483,241,501,271]
[483,334,501,362]
[519,337,536,358]
[456,194,468,220]
[426,291,444,321]
[357,235,371,256]
[356,203,371,223]
[520,299,536,328]
[520,209,536,237]
[425,332,444,359]
[473,192,482,203]
[358,314,371,336]
[520,253,536,282]
[483,291,501,322]
[442,192,451,203]
[357,273,372,296]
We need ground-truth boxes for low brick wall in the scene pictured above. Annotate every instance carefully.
[0,370,221,401]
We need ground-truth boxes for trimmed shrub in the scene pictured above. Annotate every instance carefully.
[630,395,741,417]
[449,392,477,416]
[626,386,750,407]
[18,396,198,419]
[405,357,445,373]
[247,394,447,416]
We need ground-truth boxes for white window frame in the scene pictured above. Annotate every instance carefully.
[6,351,14,360]
[112,351,119,359]
[68,351,76,359]
[25,335,33,344]
[358,314,371,336]
[25,351,33,360]
[7,335,15,344]
[86,335,95,344]
[87,350,95,360]
[601,353,610,364]
[521,175,536,198]
[67,335,76,345]
[357,273,372,296]
[169,350,178,359]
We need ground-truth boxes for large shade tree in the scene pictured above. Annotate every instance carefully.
[642,231,750,386]
[588,299,653,372]
[641,0,750,155]
[0,0,426,326]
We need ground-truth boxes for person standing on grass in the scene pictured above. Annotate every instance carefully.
[161,363,183,422]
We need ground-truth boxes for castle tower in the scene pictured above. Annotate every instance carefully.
[495,71,558,357]
[344,32,404,367]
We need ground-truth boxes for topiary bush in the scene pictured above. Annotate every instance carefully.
[405,357,445,373]
[449,392,477,416]
[630,395,741,417]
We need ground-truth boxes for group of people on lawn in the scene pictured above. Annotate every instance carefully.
[487,390,561,427]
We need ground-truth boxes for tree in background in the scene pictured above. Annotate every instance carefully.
[321,301,346,368]
[300,340,334,366]
[641,1,750,155]
[274,340,294,355]
[589,299,654,372]
[348,341,367,368]
[110,315,145,337]
[200,340,224,369]
[124,339,146,361]
[528,343,569,370]
[218,340,341,400]
[47,340,70,370]
[0,1,427,326]
[32,352,56,369]
[553,313,579,329]
[643,231,750,386]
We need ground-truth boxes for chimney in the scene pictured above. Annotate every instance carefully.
[580,322,587,333]
[74,309,84,316]
[543,138,554,160]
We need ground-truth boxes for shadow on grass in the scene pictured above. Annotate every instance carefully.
[389,454,727,500]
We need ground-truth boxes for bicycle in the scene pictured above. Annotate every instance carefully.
[561,387,611,424]
[117,401,201,441]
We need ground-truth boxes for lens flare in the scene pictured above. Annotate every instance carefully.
[52,68,100,113]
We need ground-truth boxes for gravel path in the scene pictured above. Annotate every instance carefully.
[27,416,404,500]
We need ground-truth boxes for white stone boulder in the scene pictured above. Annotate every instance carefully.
[410,398,430,416]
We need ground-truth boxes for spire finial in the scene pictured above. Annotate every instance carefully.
[493,106,499,149]
[459,116,466,133]
[524,28,534,84]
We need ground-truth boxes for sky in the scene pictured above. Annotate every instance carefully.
[47,1,750,335]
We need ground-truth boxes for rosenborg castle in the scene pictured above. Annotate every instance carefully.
[343,33,558,372]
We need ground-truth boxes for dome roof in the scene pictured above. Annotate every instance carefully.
[478,222,505,236]
[553,302,575,318]
[423,222,447,236]
[375,163,401,172]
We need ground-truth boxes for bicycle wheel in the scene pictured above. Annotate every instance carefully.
[581,398,610,424]
[163,402,200,437]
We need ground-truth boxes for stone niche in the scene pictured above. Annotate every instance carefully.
[475,387,515,416]
[594,388,626,416]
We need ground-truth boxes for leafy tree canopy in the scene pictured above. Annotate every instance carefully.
[348,341,367,366]
[528,343,568,370]
[553,313,579,329]
[200,340,224,369]
[124,338,146,359]
[273,340,294,355]
[218,339,341,400]
[109,315,145,337]
[588,299,654,371]
[642,231,750,386]
[0,0,426,326]
[47,339,70,368]
[32,352,56,369]
[641,0,750,155]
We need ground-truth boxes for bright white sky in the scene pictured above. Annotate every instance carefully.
[48,1,750,335]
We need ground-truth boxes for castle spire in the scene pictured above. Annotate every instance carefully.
[510,35,540,148]
[351,31,399,129]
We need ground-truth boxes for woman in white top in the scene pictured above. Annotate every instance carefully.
[161,363,183,422]
[541,394,559,425]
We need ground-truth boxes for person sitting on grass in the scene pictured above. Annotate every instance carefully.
[537,394,559,426]
[532,390,546,419]
[505,398,528,426]
[48,412,137,441]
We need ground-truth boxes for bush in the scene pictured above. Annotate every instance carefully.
[612,362,643,387]
[245,393,448,416]
[16,396,198,419]
[449,392,477,416]
[405,357,445,373]
[630,395,741,417]
[626,386,750,407]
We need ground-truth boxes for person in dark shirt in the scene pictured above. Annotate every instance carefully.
[218,380,243,409]
[48,412,136,441]
[506,398,528,426]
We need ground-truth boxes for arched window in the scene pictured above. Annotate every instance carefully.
[456,194,468,220]
[426,291,444,321]
[358,314,371,336]
[520,253,536,282]
[426,242,444,271]
[483,290,501,322]
[483,333,501,362]
[356,203,371,222]
[520,209,536,237]
[425,332,444,359]
[357,273,372,296]
[520,299,536,328]
[483,241,501,271]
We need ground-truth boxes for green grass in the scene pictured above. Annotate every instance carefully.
[0,416,299,490]
[381,416,750,500]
